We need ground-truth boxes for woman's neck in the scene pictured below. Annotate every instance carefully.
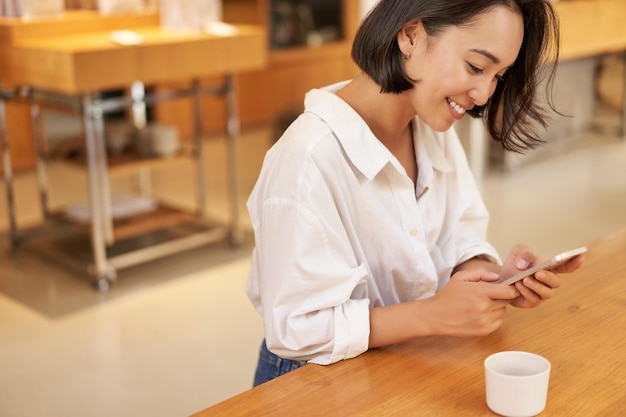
[336,73,418,184]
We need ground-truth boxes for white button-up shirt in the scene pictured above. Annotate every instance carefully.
[246,81,500,365]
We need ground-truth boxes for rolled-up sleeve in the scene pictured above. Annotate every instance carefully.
[247,161,371,365]
[248,127,371,364]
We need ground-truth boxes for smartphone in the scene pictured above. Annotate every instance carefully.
[496,246,587,286]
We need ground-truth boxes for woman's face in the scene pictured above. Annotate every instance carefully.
[402,6,524,132]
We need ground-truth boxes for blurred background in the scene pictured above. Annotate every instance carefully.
[0,1,624,416]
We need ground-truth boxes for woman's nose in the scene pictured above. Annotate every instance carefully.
[468,79,497,107]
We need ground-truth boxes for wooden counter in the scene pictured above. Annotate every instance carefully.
[556,0,626,61]
[193,227,626,416]
[0,10,157,45]
[3,24,266,93]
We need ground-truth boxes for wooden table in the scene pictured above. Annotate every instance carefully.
[194,227,626,416]
[0,12,266,289]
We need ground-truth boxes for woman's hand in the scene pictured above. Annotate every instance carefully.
[499,244,540,281]
[502,244,585,308]
[425,269,520,337]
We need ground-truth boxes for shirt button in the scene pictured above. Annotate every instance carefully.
[409,228,418,237]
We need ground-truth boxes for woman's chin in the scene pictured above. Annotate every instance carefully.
[423,118,456,133]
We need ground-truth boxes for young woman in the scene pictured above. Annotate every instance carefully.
[247,0,584,385]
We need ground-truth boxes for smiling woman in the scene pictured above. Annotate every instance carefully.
[246,0,575,387]
[351,0,560,152]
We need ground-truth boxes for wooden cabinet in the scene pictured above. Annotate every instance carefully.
[154,0,361,139]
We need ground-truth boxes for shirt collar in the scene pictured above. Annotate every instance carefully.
[304,82,390,180]
[414,117,454,174]
[304,82,454,180]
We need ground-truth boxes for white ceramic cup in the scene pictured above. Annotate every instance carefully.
[484,351,551,417]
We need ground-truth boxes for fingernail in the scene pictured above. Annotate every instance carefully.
[516,259,529,269]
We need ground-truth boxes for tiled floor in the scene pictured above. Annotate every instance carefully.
[0,114,625,416]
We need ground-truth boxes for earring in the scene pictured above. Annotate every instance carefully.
[404,51,411,60]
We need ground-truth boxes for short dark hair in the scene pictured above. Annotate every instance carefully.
[351,0,560,153]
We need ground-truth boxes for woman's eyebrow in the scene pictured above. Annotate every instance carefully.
[470,48,500,64]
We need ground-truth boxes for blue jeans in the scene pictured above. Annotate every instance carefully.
[252,340,308,386]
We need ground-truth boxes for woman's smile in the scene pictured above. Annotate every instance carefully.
[447,98,468,119]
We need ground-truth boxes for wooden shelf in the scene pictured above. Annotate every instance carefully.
[51,203,197,242]
[108,152,193,176]
[50,142,200,241]
[111,205,194,241]
[56,146,194,177]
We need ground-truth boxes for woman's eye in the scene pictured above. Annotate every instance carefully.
[467,62,483,74]
[467,62,505,83]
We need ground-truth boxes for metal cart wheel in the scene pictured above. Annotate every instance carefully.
[92,265,117,292]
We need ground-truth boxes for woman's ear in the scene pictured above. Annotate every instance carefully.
[397,21,423,57]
